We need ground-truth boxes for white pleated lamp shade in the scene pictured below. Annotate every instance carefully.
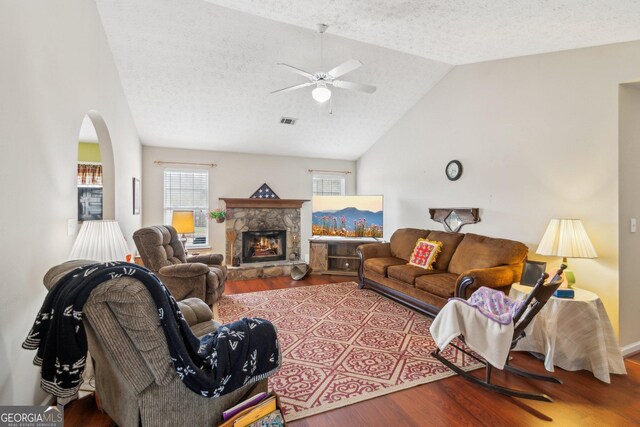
[536,219,598,258]
[69,220,130,262]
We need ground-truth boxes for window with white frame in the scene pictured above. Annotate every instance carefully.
[163,168,209,247]
[312,174,345,196]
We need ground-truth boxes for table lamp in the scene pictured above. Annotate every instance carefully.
[69,220,130,262]
[172,210,195,253]
[536,219,598,288]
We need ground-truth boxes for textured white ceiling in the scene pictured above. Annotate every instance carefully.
[204,0,640,64]
[94,0,451,160]
[95,0,640,160]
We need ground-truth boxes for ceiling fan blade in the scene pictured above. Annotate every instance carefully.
[270,82,314,94]
[277,63,315,79]
[327,59,362,79]
[332,80,376,94]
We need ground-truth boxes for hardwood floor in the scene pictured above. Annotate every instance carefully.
[64,394,112,427]
[64,275,640,427]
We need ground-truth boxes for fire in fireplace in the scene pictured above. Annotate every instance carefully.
[242,230,287,263]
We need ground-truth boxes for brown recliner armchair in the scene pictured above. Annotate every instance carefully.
[133,225,226,305]
[43,260,266,427]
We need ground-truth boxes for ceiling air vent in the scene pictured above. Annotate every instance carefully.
[280,117,297,125]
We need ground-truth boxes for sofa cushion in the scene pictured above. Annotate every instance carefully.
[415,273,459,298]
[387,265,445,285]
[426,231,465,271]
[390,228,432,261]
[364,257,406,276]
[448,233,529,275]
[408,239,442,270]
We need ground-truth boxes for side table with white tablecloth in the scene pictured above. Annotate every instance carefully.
[509,284,626,383]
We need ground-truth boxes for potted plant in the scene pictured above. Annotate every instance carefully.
[209,208,227,223]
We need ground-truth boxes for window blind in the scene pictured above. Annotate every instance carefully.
[313,174,345,196]
[164,169,209,209]
[163,168,209,246]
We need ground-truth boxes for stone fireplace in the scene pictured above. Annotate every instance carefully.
[221,198,307,274]
[242,229,287,263]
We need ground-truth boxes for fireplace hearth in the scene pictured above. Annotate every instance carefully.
[242,230,287,263]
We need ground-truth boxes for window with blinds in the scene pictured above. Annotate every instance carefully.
[312,174,346,196]
[163,168,209,247]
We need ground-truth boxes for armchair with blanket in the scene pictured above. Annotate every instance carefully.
[37,260,268,427]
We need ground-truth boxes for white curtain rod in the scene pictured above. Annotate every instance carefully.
[308,169,352,175]
[154,160,217,168]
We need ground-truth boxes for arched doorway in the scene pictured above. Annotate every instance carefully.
[77,111,115,220]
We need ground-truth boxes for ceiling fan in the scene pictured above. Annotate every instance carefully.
[271,24,376,104]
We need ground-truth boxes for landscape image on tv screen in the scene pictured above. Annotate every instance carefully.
[312,195,383,238]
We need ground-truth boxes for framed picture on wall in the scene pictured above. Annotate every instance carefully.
[520,260,547,286]
[78,187,103,221]
[133,177,141,215]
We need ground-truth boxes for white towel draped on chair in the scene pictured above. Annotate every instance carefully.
[430,299,515,369]
[430,267,568,402]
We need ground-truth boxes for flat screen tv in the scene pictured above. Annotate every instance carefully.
[312,195,383,238]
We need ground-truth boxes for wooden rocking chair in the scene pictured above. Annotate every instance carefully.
[432,264,567,402]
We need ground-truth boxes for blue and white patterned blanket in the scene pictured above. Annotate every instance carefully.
[23,262,280,398]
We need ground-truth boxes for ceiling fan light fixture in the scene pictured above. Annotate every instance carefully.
[272,23,375,106]
[312,83,331,103]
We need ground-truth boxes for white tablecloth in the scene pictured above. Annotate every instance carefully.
[510,284,626,383]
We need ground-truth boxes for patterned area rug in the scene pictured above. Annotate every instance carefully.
[214,282,481,422]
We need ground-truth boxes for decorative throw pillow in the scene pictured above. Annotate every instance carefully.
[408,239,443,270]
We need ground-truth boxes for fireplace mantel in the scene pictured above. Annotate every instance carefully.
[220,198,308,209]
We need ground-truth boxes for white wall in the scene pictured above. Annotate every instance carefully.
[619,83,640,352]
[0,1,141,404]
[357,40,640,341]
[141,147,356,260]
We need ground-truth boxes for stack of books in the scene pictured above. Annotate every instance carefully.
[219,392,285,427]
[553,288,575,298]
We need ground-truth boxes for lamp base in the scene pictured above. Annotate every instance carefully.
[180,234,188,256]
[562,257,576,289]
[565,270,576,289]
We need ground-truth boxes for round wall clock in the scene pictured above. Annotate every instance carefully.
[446,160,463,181]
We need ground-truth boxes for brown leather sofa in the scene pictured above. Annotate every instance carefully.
[357,228,528,316]
[133,225,226,306]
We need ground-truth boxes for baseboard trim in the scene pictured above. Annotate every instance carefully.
[40,393,55,407]
[622,341,640,357]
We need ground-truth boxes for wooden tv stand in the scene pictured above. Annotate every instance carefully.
[309,237,380,276]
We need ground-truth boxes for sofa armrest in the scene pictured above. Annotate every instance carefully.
[187,254,224,266]
[455,264,523,299]
[159,263,210,278]
[357,242,391,260]
[177,298,214,326]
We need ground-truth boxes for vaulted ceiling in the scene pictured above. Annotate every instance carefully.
[95,0,640,160]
